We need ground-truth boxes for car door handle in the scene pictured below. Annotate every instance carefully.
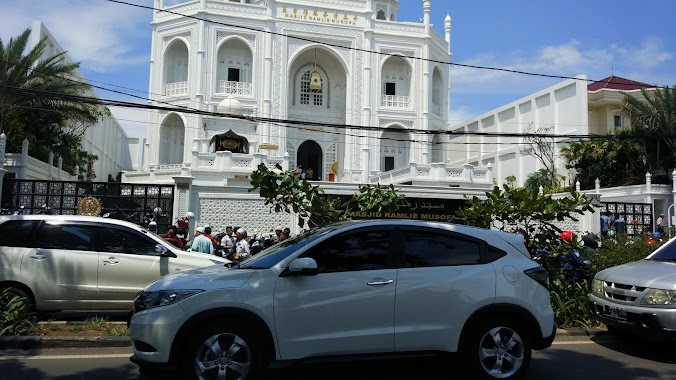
[29,254,47,260]
[367,279,394,286]
[103,258,120,264]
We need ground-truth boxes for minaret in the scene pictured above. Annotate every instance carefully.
[445,13,452,54]
[423,0,431,33]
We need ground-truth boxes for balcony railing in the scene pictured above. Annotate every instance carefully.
[381,95,411,109]
[165,81,188,96]
[217,81,252,96]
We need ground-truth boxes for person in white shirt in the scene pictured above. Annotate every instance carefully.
[233,228,250,261]
[220,226,236,258]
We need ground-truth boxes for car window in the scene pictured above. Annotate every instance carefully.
[96,227,159,256]
[0,220,40,247]
[32,223,97,251]
[402,229,481,267]
[300,228,393,274]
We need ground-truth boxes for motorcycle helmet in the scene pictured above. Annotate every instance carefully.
[560,230,575,243]
[653,231,661,237]
[186,211,195,220]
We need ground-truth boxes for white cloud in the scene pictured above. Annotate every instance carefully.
[451,38,673,95]
[611,37,673,71]
[109,106,149,138]
[448,106,477,125]
[0,0,152,72]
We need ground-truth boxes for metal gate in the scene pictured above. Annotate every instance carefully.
[1,179,174,231]
[601,202,652,236]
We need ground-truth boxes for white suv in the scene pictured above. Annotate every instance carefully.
[0,215,229,312]
[129,220,555,379]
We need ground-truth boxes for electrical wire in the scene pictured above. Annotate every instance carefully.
[104,0,671,90]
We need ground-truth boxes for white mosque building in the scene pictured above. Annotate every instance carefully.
[120,0,673,236]
[123,0,497,232]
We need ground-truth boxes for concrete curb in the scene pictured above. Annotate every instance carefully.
[0,336,131,349]
[556,327,606,337]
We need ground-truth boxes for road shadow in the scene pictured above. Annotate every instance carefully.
[591,331,676,364]
[0,358,140,380]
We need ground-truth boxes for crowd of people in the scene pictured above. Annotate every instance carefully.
[156,213,293,263]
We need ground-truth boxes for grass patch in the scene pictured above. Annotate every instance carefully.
[69,325,84,333]
[84,316,109,328]
[105,325,129,336]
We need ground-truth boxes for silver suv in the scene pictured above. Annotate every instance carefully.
[0,215,229,312]
[129,220,555,380]
[589,237,676,340]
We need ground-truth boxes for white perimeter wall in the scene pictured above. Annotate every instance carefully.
[448,76,589,187]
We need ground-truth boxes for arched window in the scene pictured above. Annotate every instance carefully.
[299,70,324,107]
[376,10,386,20]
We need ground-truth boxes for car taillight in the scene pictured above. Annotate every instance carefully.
[524,266,549,290]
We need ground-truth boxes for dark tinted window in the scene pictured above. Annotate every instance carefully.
[301,228,392,273]
[403,230,481,267]
[0,220,40,247]
[97,227,159,256]
[33,223,97,251]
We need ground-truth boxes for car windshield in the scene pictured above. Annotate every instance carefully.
[648,237,676,261]
[237,225,337,269]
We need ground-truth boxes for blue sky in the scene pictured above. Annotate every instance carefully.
[1,0,674,137]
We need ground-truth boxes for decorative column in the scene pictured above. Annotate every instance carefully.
[48,152,54,180]
[0,133,7,206]
[173,174,196,236]
[19,139,29,180]
[362,147,371,183]
[57,157,63,180]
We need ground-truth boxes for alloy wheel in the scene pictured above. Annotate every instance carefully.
[194,332,252,380]
[478,326,525,378]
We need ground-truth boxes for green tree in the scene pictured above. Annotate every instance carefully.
[249,163,403,229]
[621,86,676,175]
[561,131,649,189]
[454,183,593,256]
[0,28,101,175]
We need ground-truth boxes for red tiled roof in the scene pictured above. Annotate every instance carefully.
[587,75,656,91]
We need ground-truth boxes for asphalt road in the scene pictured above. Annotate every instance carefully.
[0,333,674,380]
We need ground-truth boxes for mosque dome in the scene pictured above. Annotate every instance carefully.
[216,95,245,116]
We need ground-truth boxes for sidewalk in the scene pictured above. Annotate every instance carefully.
[0,327,606,350]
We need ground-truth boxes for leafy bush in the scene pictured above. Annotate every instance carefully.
[0,289,35,336]
[591,234,660,274]
[547,234,661,329]
[549,279,592,328]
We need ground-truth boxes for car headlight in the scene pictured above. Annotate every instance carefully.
[134,289,203,311]
[642,289,676,305]
[591,278,604,297]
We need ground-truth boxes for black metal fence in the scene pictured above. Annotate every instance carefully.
[601,202,653,236]
[1,179,174,230]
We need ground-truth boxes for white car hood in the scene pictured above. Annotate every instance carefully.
[145,265,255,292]
[597,259,676,290]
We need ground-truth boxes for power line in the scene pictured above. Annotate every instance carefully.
[105,0,671,90]
[4,84,671,145]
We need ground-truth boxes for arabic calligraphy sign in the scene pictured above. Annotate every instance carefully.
[281,6,360,26]
[343,196,468,222]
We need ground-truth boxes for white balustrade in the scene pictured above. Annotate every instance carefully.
[217,81,252,96]
[165,81,188,96]
[381,95,411,109]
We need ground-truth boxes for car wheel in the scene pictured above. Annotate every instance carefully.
[181,323,264,380]
[465,318,531,379]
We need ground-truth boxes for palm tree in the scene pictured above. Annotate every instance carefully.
[0,28,100,175]
[621,86,676,173]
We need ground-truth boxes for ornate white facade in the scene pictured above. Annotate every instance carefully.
[125,0,497,233]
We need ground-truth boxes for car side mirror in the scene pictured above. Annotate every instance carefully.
[281,257,318,277]
[155,244,168,256]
